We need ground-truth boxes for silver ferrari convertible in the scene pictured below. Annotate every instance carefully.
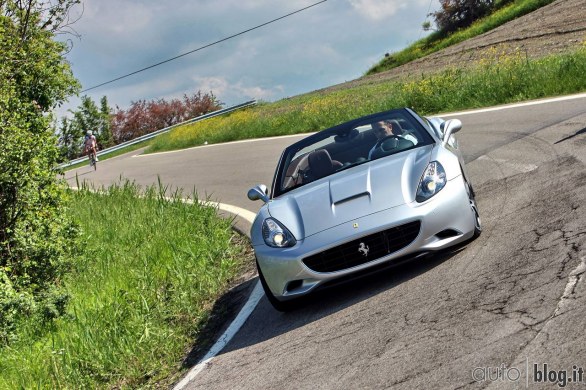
[248,108,481,311]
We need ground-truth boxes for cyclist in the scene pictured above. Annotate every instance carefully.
[84,130,98,163]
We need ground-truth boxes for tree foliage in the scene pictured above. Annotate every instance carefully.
[0,0,80,345]
[111,91,222,143]
[57,91,221,158]
[57,116,79,160]
[99,95,114,148]
[430,0,513,33]
[57,95,115,161]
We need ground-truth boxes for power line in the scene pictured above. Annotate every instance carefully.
[81,0,328,93]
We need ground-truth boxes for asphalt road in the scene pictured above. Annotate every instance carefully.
[65,95,586,389]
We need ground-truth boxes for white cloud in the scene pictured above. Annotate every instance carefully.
[192,76,279,101]
[192,76,229,97]
[347,0,432,21]
[57,0,439,118]
[347,0,405,21]
[81,1,157,34]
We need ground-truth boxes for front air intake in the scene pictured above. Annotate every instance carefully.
[302,221,421,273]
[435,229,460,239]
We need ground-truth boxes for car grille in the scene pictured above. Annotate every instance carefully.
[302,221,421,273]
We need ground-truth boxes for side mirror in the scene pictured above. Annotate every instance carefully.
[247,184,269,203]
[442,119,462,145]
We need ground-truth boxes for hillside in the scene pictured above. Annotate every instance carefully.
[324,0,585,92]
[132,0,586,155]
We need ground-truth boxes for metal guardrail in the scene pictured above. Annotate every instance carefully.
[58,100,257,169]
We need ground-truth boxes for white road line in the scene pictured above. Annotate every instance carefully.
[173,202,264,390]
[169,199,262,390]
[476,155,538,173]
[134,132,314,157]
[173,282,265,390]
[214,202,257,223]
[553,257,586,317]
[170,200,262,389]
[437,92,586,117]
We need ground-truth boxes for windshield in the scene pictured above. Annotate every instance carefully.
[274,109,434,197]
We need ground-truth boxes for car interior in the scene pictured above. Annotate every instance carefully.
[280,114,427,193]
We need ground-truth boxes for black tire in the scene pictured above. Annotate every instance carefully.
[466,180,482,238]
[89,155,96,171]
[256,260,298,312]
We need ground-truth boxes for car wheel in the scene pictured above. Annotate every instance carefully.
[466,180,482,238]
[256,260,298,312]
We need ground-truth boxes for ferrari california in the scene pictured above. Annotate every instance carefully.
[247,108,481,311]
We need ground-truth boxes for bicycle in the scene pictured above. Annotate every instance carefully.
[88,151,97,171]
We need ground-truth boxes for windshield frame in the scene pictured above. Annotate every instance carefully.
[270,108,436,198]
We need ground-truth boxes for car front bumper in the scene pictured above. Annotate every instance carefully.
[253,175,475,300]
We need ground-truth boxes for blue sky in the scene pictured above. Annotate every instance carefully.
[57,0,439,117]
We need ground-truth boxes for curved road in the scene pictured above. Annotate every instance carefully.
[65,95,586,389]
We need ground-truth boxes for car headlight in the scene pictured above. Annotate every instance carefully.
[262,218,296,248]
[416,161,447,202]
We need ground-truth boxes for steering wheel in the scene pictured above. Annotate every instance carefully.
[374,135,402,152]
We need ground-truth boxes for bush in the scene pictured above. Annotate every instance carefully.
[111,91,223,143]
[0,2,80,345]
[432,0,496,33]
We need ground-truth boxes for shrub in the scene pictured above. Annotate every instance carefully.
[0,1,80,345]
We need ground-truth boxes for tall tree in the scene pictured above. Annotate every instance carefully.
[0,0,80,345]
[57,116,80,160]
[71,95,101,140]
[99,95,114,148]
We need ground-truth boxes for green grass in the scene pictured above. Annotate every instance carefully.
[0,181,246,388]
[147,47,586,154]
[366,0,557,75]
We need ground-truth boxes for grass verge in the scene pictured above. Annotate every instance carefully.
[147,47,586,154]
[366,0,557,75]
[0,180,248,388]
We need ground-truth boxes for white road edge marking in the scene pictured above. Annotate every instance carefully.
[169,199,262,390]
[173,282,265,389]
[134,132,315,157]
[68,186,263,389]
[553,257,586,317]
[437,92,586,117]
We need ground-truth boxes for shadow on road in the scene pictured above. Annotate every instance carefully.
[228,247,464,353]
[181,245,465,368]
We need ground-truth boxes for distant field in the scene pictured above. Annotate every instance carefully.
[147,48,586,154]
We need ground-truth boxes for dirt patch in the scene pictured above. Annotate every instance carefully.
[323,0,586,92]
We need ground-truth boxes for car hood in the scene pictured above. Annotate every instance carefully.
[267,145,433,239]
